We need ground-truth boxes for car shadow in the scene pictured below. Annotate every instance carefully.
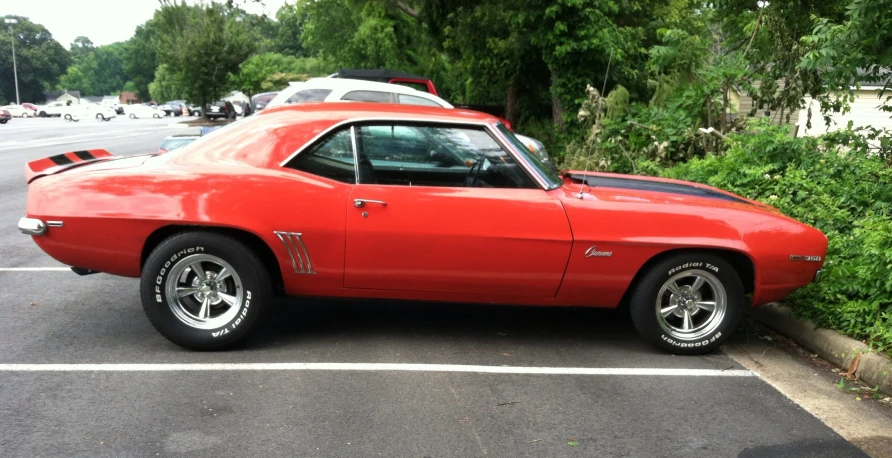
[243,297,662,355]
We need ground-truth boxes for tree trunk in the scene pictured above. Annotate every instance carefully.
[721,81,729,134]
[551,70,563,127]
[506,85,518,128]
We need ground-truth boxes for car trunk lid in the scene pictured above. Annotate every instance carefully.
[25,149,151,183]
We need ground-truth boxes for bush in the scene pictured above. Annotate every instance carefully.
[665,121,892,353]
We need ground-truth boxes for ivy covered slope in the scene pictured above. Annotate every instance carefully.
[664,122,892,354]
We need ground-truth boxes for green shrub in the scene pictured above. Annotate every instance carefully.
[665,121,892,353]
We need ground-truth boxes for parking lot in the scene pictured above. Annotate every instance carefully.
[0,118,874,457]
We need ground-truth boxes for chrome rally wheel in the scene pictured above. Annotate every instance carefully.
[655,270,727,342]
[165,254,244,330]
[140,231,272,350]
[629,252,744,355]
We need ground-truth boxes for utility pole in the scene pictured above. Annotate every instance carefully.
[5,18,20,105]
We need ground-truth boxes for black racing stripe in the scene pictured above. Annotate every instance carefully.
[73,150,94,160]
[48,154,75,166]
[574,175,750,204]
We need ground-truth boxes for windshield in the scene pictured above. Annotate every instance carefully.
[495,123,562,189]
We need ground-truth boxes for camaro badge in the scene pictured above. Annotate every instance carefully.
[585,246,613,258]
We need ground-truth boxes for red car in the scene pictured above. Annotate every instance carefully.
[18,103,827,353]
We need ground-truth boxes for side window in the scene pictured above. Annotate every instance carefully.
[287,128,355,184]
[341,91,394,103]
[285,89,333,104]
[355,123,537,189]
[398,94,443,107]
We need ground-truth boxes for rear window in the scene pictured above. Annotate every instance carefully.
[286,89,333,104]
[398,94,443,107]
[341,91,394,103]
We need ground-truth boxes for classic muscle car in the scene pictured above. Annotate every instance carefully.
[18,103,827,353]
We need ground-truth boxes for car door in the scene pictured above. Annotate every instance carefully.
[344,121,573,297]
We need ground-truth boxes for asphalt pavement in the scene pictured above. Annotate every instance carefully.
[0,117,871,457]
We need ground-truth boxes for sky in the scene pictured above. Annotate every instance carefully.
[3,0,291,48]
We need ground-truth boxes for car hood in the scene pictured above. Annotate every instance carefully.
[561,170,784,216]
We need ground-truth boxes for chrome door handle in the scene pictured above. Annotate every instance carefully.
[354,199,387,208]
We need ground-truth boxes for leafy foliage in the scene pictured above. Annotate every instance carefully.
[231,52,333,96]
[154,1,256,114]
[0,15,71,103]
[665,121,892,353]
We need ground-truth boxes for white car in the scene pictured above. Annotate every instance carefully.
[124,105,166,119]
[266,78,454,109]
[63,103,117,122]
[36,101,76,118]
[0,104,36,117]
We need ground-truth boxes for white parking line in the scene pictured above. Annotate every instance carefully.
[0,267,70,272]
[0,363,757,376]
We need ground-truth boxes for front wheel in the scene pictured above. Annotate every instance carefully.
[63,114,72,121]
[140,232,272,350]
[153,113,161,119]
[96,113,105,121]
[629,252,745,355]
[129,113,136,119]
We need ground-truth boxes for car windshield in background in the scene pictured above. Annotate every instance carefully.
[160,136,198,152]
[495,123,562,189]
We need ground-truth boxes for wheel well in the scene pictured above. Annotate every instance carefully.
[618,248,755,309]
[141,225,284,291]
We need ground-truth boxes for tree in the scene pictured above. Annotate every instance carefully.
[154,1,256,116]
[232,52,332,95]
[123,19,160,101]
[0,15,71,103]
[803,0,892,118]
[69,36,95,62]
[273,3,307,57]
[148,64,184,102]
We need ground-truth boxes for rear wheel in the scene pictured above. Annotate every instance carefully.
[95,113,104,120]
[629,252,745,355]
[129,113,136,119]
[140,232,272,350]
[153,113,161,118]
[39,111,47,117]
[63,114,72,121]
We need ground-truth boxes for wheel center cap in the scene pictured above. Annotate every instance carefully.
[200,285,212,295]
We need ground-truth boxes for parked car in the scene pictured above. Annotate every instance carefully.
[332,68,512,129]
[266,78,453,110]
[0,104,36,117]
[159,100,186,116]
[64,104,117,122]
[158,134,200,153]
[251,92,278,112]
[0,109,11,124]
[18,103,827,353]
[188,105,202,117]
[515,134,553,168]
[206,100,237,120]
[36,100,75,117]
[124,105,166,119]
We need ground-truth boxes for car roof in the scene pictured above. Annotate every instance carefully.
[333,68,430,82]
[268,78,453,109]
[168,102,501,169]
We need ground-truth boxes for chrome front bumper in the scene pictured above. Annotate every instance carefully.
[18,217,46,236]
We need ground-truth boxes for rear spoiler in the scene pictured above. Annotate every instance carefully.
[25,149,117,184]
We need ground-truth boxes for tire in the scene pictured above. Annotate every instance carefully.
[64,114,72,121]
[628,252,745,355]
[39,111,47,118]
[153,113,161,119]
[0,120,7,124]
[129,113,136,119]
[140,231,272,350]
[96,113,104,120]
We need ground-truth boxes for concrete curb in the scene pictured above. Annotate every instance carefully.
[751,303,892,396]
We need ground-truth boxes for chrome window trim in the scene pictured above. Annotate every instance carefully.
[279,117,550,190]
[350,125,360,183]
